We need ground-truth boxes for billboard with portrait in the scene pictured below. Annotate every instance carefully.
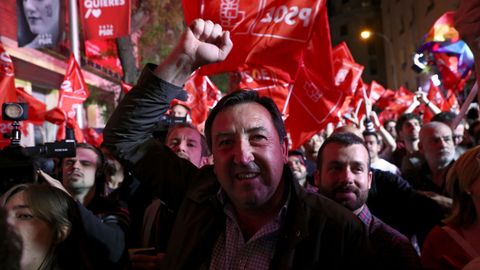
[16,0,63,48]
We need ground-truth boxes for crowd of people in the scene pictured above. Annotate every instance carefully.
[2,0,480,269]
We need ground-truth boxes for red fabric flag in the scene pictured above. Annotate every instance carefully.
[79,0,131,40]
[15,87,47,125]
[84,127,103,147]
[230,65,291,113]
[0,45,17,109]
[369,81,387,104]
[56,117,85,142]
[85,39,123,76]
[175,71,222,125]
[332,42,364,96]
[374,88,396,110]
[384,86,415,115]
[45,108,66,124]
[58,55,90,119]
[424,11,459,43]
[422,81,459,122]
[183,0,326,82]
[285,6,338,150]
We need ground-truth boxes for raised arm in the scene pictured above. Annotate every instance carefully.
[103,19,232,168]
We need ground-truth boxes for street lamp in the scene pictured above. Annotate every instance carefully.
[360,30,398,90]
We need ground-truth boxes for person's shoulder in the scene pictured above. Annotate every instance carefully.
[301,191,361,225]
[370,214,410,243]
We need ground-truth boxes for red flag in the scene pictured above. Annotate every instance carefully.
[56,117,85,143]
[176,72,222,125]
[424,11,459,43]
[85,39,123,76]
[79,0,131,40]
[369,81,387,104]
[332,42,364,96]
[183,0,326,82]
[374,88,396,110]
[0,45,17,109]
[230,65,291,113]
[84,127,103,147]
[15,87,46,125]
[58,55,90,119]
[285,7,338,150]
[384,86,415,115]
[424,80,460,121]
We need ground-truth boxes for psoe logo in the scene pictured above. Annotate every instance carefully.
[98,25,114,37]
[220,0,245,29]
[304,81,323,102]
[61,80,73,93]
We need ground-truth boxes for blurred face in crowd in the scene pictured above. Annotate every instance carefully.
[363,134,380,161]
[167,126,204,168]
[101,147,124,186]
[170,104,189,118]
[304,134,324,159]
[400,119,421,142]
[5,191,54,269]
[316,143,372,214]
[452,123,465,146]
[288,155,307,183]
[23,0,60,34]
[211,102,288,210]
[62,147,98,194]
[384,121,397,139]
[420,122,455,169]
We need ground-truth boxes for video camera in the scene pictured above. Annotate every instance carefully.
[0,102,76,194]
[152,114,188,142]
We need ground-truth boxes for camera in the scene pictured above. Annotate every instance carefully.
[152,114,188,142]
[0,102,76,193]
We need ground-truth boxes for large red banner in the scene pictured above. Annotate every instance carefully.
[183,0,325,82]
[79,0,131,40]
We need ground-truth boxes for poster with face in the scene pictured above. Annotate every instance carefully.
[17,0,62,48]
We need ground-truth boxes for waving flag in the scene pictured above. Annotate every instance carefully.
[58,55,90,119]
[284,6,338,150]
[15,87,46,125]
[423,11,459,44]
[176,72,222,125]
[183,0,326,82]
[230,65,291,112]
[0,44,17,108]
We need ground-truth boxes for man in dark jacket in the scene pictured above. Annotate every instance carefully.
[104,19,376,269]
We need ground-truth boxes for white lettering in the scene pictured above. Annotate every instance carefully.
[98,25,114,37]
[85,0,125,9]
[259,6,312,27]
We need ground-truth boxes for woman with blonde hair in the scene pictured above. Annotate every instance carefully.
[1,184,92,270]
[421,146,480,269]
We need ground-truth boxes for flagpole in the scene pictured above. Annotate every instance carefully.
[282,84,294,116]
[68,0,81,65]
[452,82,478,129]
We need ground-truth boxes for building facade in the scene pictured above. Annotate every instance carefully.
[0,1,120,146]
[329,0,459,91]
